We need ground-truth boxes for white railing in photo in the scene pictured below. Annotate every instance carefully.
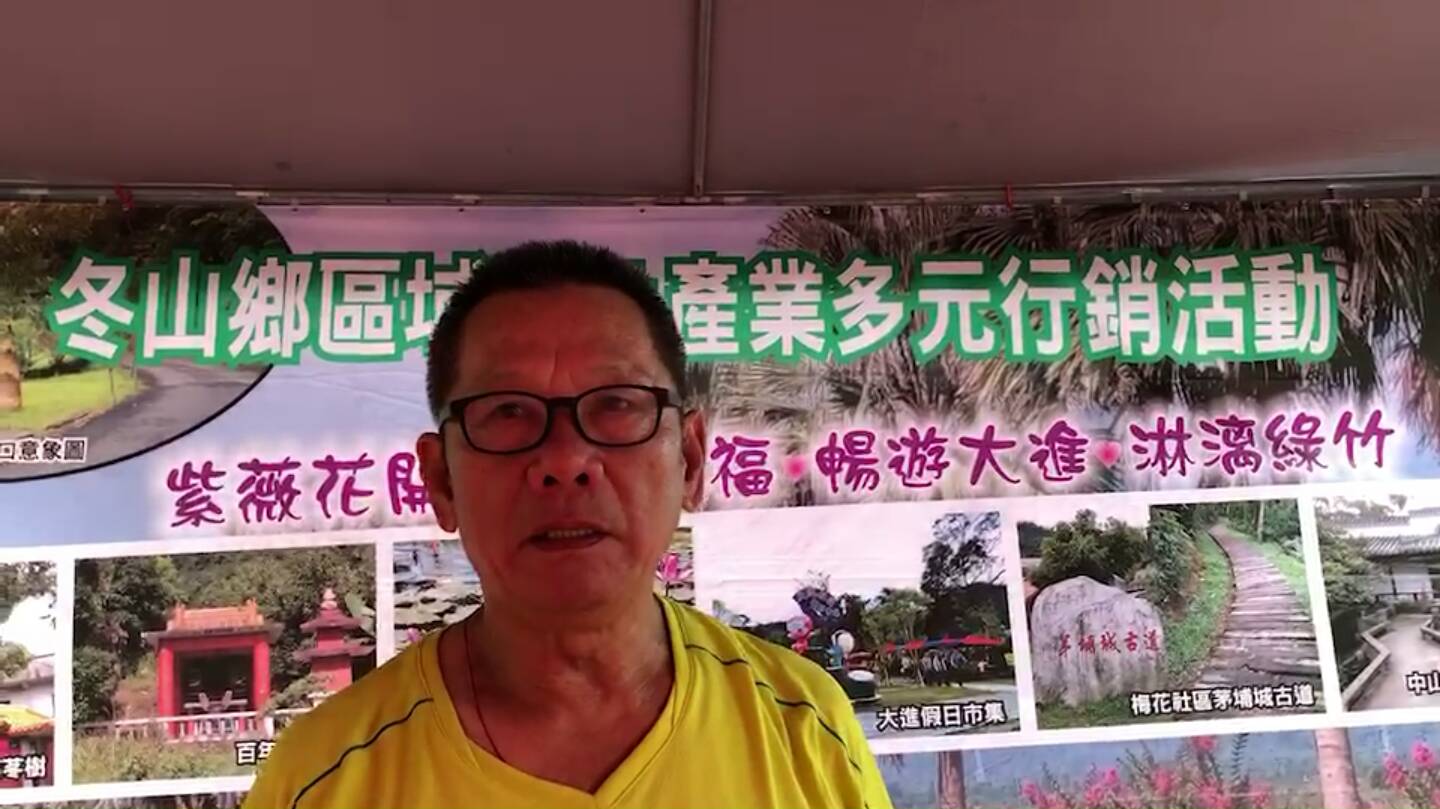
[78,708,309,742]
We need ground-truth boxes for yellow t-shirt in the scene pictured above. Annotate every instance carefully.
[244,598,893,809]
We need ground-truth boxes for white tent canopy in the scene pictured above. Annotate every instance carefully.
[4,0,1440,201]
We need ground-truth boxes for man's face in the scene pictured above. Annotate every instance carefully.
[417,284,706,617]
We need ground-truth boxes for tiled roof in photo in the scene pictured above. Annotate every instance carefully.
[1357,533,1440,559]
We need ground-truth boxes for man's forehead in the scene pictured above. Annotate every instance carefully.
[466,358,662,389]
[454,287,670,389]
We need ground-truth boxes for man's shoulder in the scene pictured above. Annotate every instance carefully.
[667,602,885,808]
[247,636,439,807]
[281,636,435,745]
[669,601,849,710]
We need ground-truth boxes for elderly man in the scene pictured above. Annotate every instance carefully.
[244,241,892,808]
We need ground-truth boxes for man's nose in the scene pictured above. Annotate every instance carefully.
[524,409,601,491]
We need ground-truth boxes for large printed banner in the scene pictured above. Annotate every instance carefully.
[1,200,1439,807]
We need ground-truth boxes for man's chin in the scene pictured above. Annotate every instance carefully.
[517,567,649,616]
[524,582,636,617]
[505,545,654,615]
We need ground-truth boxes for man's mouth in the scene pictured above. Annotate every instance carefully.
[529,526,608,551]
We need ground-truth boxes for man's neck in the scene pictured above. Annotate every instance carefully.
[468,593,672,712]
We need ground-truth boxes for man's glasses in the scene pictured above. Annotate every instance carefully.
[445,384,681,455]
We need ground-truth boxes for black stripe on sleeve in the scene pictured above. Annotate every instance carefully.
[683,642,866,781]
[289,697,434,809]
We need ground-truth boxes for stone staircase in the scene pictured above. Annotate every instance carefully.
[1193,523,1323,696]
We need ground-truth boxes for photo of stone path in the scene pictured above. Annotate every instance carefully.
[1351,613,1440,709]
[1194,522,1323,696]
[0,202,286,482]
[1026,498,1319,729]
[0,360,265,480]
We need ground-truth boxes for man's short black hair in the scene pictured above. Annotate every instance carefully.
[425,240,689,421]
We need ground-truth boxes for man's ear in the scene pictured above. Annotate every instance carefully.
[680,410,707,511]
[417,430,459,533]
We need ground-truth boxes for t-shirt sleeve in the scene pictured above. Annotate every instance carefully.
[241,721,310,809]
[798,665,893,809]
[242,757,293,809]
[834,697,894,809]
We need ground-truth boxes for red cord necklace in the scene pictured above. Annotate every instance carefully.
[462,615,507,765]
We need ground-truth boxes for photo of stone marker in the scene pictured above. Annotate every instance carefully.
[1023,497,1321,729]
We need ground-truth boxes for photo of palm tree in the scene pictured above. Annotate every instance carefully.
[690,201,1440,507]
[697,501,1017,739]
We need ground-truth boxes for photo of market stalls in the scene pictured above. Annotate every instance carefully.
[1319,492,1440,712]
[394,529,695,651]
[1022,497,1321,729]
[72,545,375,782]
[0,562,55,789]
[699,502,1016,739]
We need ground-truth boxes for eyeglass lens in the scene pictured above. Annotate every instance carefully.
[460,386,662,452]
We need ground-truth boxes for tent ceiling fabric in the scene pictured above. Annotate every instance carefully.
[4,0,1440,197]
[708,0,1440,192]
[0,0,696,195]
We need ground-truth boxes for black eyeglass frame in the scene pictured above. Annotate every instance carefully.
[443,384,684,455]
